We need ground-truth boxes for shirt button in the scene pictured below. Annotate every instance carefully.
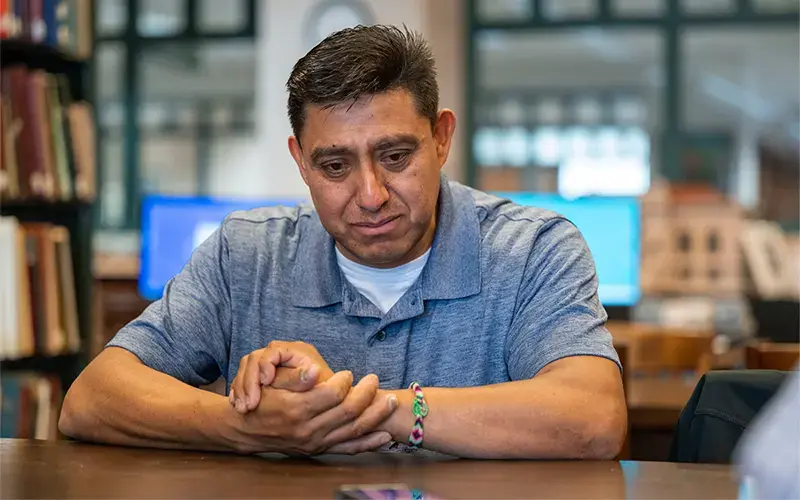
[376,330,387,341]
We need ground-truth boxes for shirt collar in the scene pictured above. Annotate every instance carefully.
[291,174,482,308]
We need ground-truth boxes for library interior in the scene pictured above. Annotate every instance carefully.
[0,1,799,498]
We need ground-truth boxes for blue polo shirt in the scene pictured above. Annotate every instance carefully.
[107,177,620,391]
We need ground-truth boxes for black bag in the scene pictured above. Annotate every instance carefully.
[669,370,789,464]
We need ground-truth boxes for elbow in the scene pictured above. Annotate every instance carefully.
[58,381,92,440]
[579,403,628,459]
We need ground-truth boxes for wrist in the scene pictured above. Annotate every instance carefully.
[378,389,416,443]
[199,391,258,454]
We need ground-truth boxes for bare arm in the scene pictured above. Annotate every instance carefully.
[59,347,244,451]
[59,347,396,455]
[379,356,627,459]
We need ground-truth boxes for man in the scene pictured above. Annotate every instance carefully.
[59,25,626,459]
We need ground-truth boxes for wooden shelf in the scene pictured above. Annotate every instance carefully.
[1,199,92,209]
[0,39,86,68]
[0,39,89,101]
[0,352,82,372]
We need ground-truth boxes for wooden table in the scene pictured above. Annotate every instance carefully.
[0,439,739,499]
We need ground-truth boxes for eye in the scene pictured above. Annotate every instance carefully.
[382,150,411,168]
[322,162,348,178]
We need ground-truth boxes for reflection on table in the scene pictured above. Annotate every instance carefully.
[0,439,738,499]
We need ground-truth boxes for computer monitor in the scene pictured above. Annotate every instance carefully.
[139,195,307,300]
[493,192,641,307]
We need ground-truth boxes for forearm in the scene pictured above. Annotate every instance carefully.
[381,368,626,459]
[59,347,244,452]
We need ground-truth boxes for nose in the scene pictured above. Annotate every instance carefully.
[355,165,389,213]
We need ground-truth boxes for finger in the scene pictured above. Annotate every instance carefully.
[289,370,354,419]
[325,431,393,455]
[307,374,378,435]
[232,356,250,414]
[255,346,318,387]
[322,391,398,446]
[271,364,320,392]
[245,347,314,411]
[242,351,268,411]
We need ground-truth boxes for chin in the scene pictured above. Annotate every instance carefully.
[350,242,414,267]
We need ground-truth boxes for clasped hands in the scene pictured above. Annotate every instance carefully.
[227,341,400,456]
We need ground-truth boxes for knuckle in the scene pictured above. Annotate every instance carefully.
[285,397,309,422]
[335,385,349,403]
[349,423,365,439]
[293,426,313,443]
[341,403,357,422]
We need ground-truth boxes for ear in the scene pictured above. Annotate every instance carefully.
[432,109,457,169]
[288,136,310,186]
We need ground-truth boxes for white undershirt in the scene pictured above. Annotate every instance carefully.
[335,247,431,314]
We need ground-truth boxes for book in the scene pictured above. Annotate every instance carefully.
[0,0,92,59]
[0,217,79,359]
[0,65,95,202]
[0,372,62,439]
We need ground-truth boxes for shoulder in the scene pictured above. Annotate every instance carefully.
[448,180,578,244]
[216,203,319,261]
[221,204,315,238]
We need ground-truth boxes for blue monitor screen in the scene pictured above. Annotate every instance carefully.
[139,195,307,300]
[494,192,641,307]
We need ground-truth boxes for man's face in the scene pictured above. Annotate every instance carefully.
[288,89,456,268]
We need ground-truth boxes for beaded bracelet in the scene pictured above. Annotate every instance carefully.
[408,382,428,448]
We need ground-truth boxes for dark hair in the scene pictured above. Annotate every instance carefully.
[286,24,439,141]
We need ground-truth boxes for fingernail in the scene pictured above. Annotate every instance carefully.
[388,394,398,411]
[378,431,392,444]
[301,364,318,383]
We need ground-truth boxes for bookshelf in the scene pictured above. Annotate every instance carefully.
[1,1,95,440]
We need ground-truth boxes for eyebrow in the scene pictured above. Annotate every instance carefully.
[372,134,420,152]
[309,134,421,164]
[310,146,351,164]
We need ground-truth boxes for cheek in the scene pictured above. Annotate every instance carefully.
[310,181,350,221]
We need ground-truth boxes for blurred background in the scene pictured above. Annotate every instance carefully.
[0,0,798,460]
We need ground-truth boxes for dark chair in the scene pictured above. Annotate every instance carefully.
[668,370,790,464]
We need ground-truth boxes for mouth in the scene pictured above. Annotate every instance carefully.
[352,215,401,235]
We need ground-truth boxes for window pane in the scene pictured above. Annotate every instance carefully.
[681,0,736,14]
[141,134,198,195]
[96,0,126,37]
[99,133,125,228]
[613,0,665,16]
[476,0,533,22]
[96,43,124,103]
[199,0,247,32]
[96,43,126,229]
[752,0,800,12]
[475,29,660,195]
[138,0,186,37]
[139,41,257,197]
[683,28,799,203]
[541,0,597,19]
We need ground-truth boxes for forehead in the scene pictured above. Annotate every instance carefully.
[299,89,430,150]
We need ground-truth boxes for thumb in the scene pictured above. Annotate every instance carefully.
[270,363,320,392]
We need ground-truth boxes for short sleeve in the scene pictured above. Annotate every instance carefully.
[106,223,232,387]
[505,217,620,381]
